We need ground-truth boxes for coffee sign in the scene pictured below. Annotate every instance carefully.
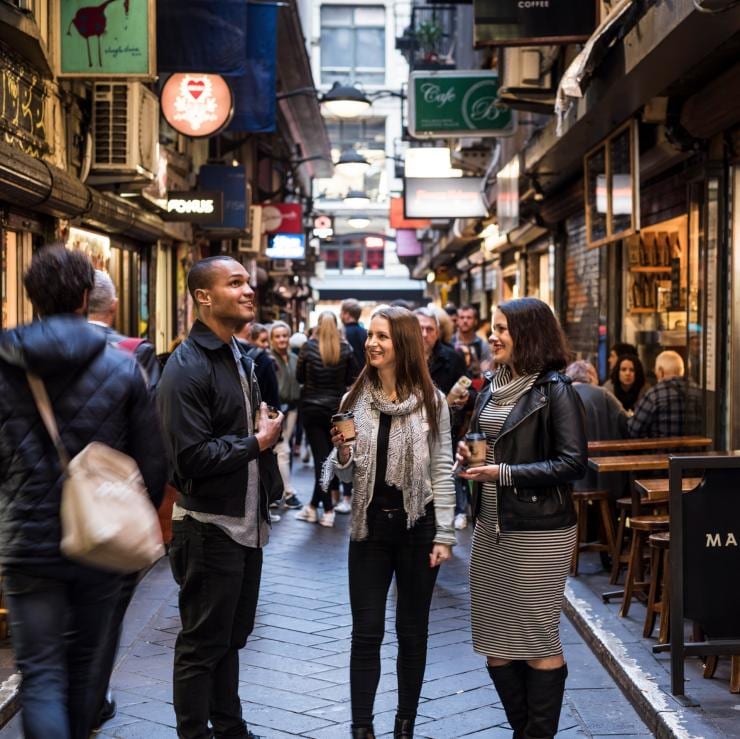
[409,71,515,139]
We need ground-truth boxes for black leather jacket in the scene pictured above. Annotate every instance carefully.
[157,320,281,520]
[469,370,587,532]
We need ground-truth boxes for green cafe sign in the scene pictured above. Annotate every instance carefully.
[408,71,515,139]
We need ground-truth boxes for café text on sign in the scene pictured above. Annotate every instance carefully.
[408,71,515,139]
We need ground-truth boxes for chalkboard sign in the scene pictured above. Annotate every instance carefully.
[668,454,740,696]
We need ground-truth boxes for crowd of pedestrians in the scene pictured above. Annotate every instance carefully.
[0,243,706,739]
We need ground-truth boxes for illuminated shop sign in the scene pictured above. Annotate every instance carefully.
[404,177,488,219]
[161,73,234,138]
[163,192,224,223]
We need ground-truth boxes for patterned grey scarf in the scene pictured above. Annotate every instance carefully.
[490,365,540,406]
[322,380,431,541]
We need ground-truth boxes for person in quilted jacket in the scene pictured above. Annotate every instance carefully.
[0,245,166,739]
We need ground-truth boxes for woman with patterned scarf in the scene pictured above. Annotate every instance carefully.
[457,297,587,739]
[325,306,456,739]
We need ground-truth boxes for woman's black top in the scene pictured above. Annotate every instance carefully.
[371,412,403,509]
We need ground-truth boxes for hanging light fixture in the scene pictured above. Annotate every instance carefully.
[335,149,371,177]
[344,190,371,207]
[321,82,371,118]
[347,215,371,229]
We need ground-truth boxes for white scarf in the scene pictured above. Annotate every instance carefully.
[322,381,432,541]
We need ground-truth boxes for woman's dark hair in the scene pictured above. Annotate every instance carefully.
[23,244,95,317]
[609,353,646,411]
[341,306,441,439]
[497,297,571,374]
[611,341,637,357]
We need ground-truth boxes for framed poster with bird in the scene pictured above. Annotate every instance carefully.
[56,0,155,77]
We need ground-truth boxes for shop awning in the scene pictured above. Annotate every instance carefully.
[318,288,426,303]
[525,0,740,189]
[276,0,332,183]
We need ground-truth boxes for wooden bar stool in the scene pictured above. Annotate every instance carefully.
[703,655,740,693]
[620,514,670,618]
[570,490,616,576]
[644,531,670,642]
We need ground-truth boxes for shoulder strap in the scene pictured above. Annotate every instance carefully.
[117,337,146,353]
[26,373,71,470]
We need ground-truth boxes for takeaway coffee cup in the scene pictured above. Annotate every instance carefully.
[332,412,357,442]
[465,432,487,467]
[255,404,280,428]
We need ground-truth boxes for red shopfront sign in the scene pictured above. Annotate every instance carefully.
[262,203,303,235]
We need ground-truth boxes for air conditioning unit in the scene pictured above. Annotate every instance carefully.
[90,82,159,183]
[498,47,556,112]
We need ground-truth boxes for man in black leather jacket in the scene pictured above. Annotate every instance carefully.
[0,245,165,739]
[158,256,283,739]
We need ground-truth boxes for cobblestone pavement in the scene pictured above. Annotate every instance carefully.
[1,465,651,738]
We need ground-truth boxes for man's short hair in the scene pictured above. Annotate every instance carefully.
[23,245,95,317]
[656,350,684,378]
[187,256,239,301]
[413,307,439,328]
[88,270,117,315]
[458,304,478,317]
[270,320,290,337]
[249,323,267,341]
[341,298,361,321]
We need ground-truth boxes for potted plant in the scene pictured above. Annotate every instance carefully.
[415,20,443,63]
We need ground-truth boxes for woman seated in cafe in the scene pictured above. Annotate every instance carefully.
[458,297,587,739]
[603,353,647,413]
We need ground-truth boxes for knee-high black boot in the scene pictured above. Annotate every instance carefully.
[487,662,528,738]
[394,715,414,738]
[523,664,567,739]
[351,726,376,739]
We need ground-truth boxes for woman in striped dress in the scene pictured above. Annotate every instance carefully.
[458,298,587,739]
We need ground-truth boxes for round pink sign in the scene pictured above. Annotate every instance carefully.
[161,73,234,138]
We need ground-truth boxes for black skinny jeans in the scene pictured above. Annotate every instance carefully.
[301,403,338,511]
[349,505,439,727]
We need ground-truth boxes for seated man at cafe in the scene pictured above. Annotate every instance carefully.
[628,350,700,438]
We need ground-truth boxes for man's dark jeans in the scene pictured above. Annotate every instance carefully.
[170,517,263,739]
[348,505,438,728]
[2,562,121,739]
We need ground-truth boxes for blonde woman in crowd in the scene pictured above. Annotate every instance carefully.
[295,312,358,527]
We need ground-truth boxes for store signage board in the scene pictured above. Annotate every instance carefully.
[390,197,431,229]
[58,0,156,77]
[404,178,488,219]
[162,192,223,223]
[198,166,248,230]
[474,0,596,47]
[262,203,303,235]
[161,74,234,138]
[409,71,515,139]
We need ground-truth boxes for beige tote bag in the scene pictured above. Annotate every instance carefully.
[27,373,164,574]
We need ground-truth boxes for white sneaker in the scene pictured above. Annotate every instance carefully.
[295,506,318,523]
[454,513,468,530]
[319,511,335,528]
[334,499,352,514]
[270,513,281,523]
